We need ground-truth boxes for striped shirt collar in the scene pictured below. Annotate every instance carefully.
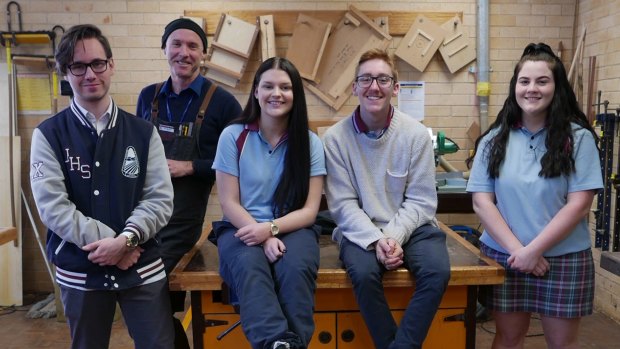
[245,119,289,147]
[70,97,118,135]
[352,105,394,138]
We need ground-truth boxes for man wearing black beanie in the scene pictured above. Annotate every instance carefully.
[161,18,208,53]
[136,17,242,349]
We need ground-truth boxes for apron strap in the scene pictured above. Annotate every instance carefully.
[195,83,218,127]
[194,82,219,158]
[150,82,165,123]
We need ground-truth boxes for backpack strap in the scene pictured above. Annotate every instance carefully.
[150,82,165,122]
[235,127,250,163]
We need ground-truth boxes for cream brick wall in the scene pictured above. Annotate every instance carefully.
[3,1,619,324]
[577,0,620,324]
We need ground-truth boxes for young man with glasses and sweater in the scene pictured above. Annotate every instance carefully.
[29,24,174,349]
[323,49,451,349]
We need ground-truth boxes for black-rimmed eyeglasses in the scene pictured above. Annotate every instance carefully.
[67,60,109,76]
[355,75,394,88]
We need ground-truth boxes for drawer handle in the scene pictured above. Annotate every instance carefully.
[341,329,355,342]
[444,313,465,322]
[318,331,332,344]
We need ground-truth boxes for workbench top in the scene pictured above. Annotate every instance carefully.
[170,222,504,292]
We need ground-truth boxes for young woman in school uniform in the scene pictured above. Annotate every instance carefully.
[467,43,602,349]
[210,57,326,349]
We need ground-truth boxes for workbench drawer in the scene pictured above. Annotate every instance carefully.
[313,285,467,311]
[331,309,466,349]
[199,308,466,349]
[199,313,337,349]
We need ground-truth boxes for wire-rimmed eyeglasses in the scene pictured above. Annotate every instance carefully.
[355,75,394,88]
[67,59,109,76]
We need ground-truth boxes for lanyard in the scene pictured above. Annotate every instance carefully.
[166,95,194,123]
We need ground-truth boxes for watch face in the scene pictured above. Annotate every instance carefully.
[126,234,138,247]
[270,223,279,236]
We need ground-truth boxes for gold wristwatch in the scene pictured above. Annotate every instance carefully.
[270,221,280,236]
[123,232,139,249]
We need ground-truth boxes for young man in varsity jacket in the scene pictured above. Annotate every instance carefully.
[29,24,174,349]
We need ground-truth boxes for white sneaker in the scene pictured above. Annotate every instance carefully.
[272,340,291,349]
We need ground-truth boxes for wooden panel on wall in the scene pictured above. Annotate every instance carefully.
[186,10,462,37]
[204,14,259,88]
[258,15,276,61]
[286,14,331,81]
[438,16,477,74]
[395,15,446,72]
[304,5,392,110]
[188,9,462,110]
[0,136,22,306]
[1,56,22,307]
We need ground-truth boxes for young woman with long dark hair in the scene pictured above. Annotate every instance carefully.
[467,43,602,349]
[210,57,326,349]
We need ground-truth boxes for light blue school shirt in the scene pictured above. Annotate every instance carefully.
[466,123,603,256]
[213,122,327,222]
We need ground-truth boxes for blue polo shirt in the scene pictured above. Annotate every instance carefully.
[466,123,603,256]
[213,122,326,222]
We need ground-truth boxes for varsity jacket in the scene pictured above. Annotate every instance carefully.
[30,99,174,291]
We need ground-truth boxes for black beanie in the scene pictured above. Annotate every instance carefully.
[161,18,208,53]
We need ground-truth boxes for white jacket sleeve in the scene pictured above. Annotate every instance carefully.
[30,128,116,247]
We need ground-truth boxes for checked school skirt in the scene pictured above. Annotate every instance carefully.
[479,242,594,318]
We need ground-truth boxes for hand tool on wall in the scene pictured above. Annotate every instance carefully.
[586,56,597,125]
[594,96,613,251]
[612,107,620,252]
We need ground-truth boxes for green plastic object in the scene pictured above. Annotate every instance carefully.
[436,131,458,155]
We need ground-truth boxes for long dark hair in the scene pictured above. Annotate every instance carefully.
[234,57,311,217]
[466,43,596,178]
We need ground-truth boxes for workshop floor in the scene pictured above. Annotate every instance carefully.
[1,294,620,348]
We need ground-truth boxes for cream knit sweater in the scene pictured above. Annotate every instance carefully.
[323,108,438,250]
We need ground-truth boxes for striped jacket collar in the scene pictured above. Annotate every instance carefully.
[70,97,118,131]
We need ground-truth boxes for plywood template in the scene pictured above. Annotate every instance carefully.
[185,10,461,37]
[286,14,331,81]
[395,15,446,72]
[304,16,387,110]
[438,16,476,73]
[373,16,390,35]
[185,9,462,109]
[304,5,392,110]
[204,14,259,88]
[258,15,276,61]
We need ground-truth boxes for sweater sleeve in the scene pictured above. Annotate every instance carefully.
[30,128,117,247]
[125,127,174,242]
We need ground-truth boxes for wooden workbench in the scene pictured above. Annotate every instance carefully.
[170,222,504,349]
